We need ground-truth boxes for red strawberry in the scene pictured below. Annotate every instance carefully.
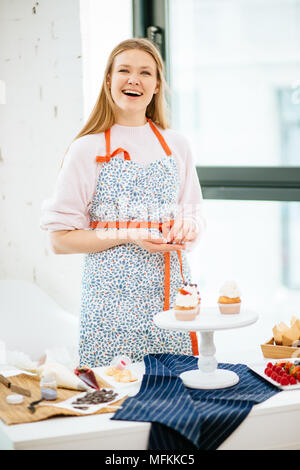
[179,288,190,295]
[265,368,272,377]
[267,362,273,369]
[271,372,277,381]
[290,376,297,385]
[280,377,289,386]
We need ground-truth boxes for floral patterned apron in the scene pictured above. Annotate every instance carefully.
[79,119,198,367]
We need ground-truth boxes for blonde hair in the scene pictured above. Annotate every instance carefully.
[77,37,170,136]
[60,38,171,168]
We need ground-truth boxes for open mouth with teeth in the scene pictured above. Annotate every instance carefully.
[122,90,143,97]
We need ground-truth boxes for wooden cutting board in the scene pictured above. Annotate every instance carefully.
[0,373,125,425]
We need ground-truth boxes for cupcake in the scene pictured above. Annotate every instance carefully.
[174,283,201,321]
[218,281,241,314]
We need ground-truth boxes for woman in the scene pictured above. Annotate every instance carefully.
[40,38,206,367]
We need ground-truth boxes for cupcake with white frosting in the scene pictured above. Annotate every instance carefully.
[218,281,241,314]
[174,283,201,321]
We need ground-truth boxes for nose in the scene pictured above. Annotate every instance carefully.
[128,73,140,85]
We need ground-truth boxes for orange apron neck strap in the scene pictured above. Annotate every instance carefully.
[96,128,131,163]
[111,147,131,161]
[147,118,172,156]
[96,119,171,162]
[105,128,111,156]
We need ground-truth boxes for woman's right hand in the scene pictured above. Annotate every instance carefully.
[126,229,186,253]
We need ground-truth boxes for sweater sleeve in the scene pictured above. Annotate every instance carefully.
[40,136,100,232]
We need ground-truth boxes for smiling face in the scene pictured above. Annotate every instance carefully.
[107,49,160,125]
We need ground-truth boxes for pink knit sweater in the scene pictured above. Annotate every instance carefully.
[40,122,205,240]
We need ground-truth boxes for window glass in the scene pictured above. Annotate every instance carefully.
[169,0,300,166]
[187,200,300,320]
[80,0,132,119]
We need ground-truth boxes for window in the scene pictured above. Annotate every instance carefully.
[80,0,132,119]
[190,200,300,315]
[278,87,300,166]
[133,0,300,320]
[169,0,300,168]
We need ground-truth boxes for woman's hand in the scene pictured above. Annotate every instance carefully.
[163,218,199,244]
[125,218,199,253]
[126,228,186,253]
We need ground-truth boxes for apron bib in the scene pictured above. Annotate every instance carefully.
[79,119,198,367]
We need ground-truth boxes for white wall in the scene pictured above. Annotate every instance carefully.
[0,0,84,314]
[0,0,132,316]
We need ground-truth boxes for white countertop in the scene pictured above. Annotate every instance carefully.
[1,354,300,450]
[1,319,300,450]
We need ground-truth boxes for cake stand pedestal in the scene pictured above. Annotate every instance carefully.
[153,307,258,390]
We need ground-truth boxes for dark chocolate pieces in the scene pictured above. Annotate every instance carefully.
[71,389,118,408]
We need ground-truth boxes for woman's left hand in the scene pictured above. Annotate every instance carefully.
[163,218,199,244]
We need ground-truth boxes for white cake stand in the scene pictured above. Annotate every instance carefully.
[153,307,259,390]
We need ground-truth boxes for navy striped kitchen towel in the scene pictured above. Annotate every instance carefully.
[111,354,281,450]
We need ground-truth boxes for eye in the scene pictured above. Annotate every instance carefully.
[119,69,129,73]
[141,71,151,75]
